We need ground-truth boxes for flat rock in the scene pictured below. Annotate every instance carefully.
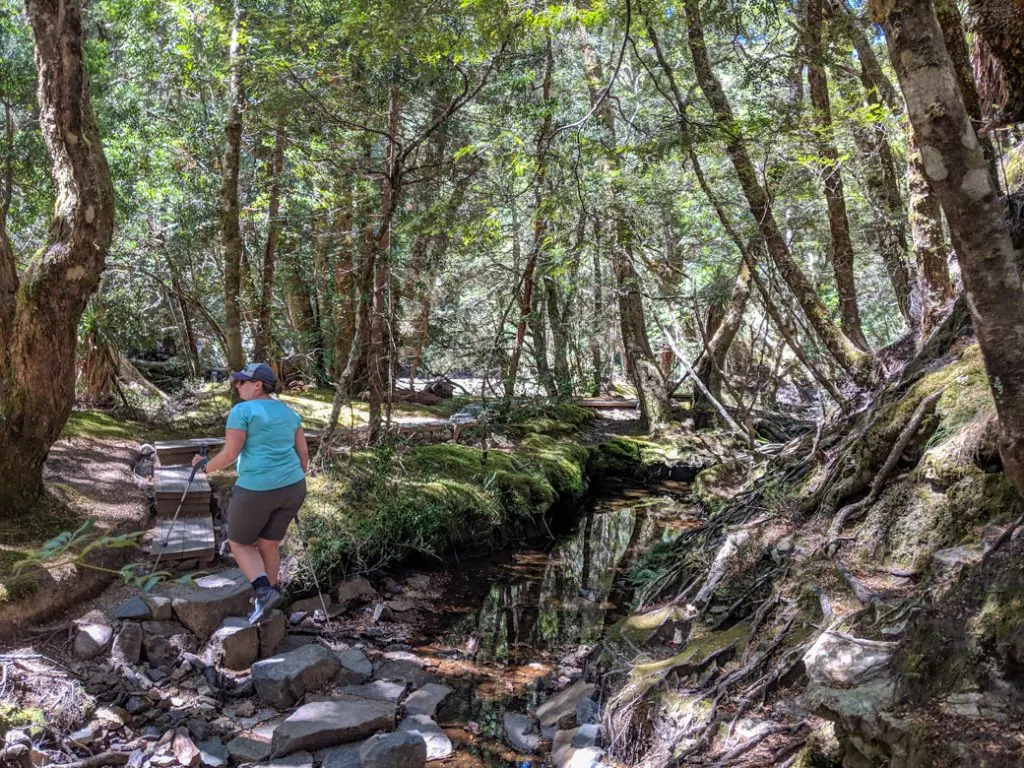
[803,632,894,687]
[404,683,453,717]
[335,576,375,607]
[536,680,596,729]
[252,643,341,709]
[336,648,373,680]
[144,595,174,621]
[291,595,332,614]
[397,714,451,760]
[225,734,271,763]
[196,738,228,768]
[168,569,253,639]
[359,731,427,768]
[73,621,113,660]
[932,545,983,571]
[115,596,153,621]
[319,742,363,768]
[112,623,144,666]
[503,712,541,753]
[374,660,438,688]
[340,680,406,703]
[258,610,287,657]
[207,617,260,670]
[271,698,396,756]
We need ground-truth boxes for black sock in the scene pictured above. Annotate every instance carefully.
[251,575,271,590]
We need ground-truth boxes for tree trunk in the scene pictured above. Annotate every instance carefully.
[529,282,557,398]
[579,32,672,430]
[590,236,604,396]
[806,0,870,351]
[881,0,1024,494]
[545,275,572,397]
[332,184,357,382]
[254,125,285,361]
[682,0,873,385]
[963,0,1024,125]
[0,0,115,515]
[220,0,245,374]
[906,132,955,338]
[693,263,751,427]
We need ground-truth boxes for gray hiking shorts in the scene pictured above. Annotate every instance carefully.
[227,478,306,544]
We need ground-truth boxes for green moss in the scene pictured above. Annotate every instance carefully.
[62,410,141,439]
[0,703,46,737]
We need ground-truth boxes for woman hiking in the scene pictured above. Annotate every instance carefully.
[193,362,309,624]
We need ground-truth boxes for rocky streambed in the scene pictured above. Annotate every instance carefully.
[0,485,685,768]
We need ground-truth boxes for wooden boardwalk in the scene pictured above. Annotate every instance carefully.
[149,516,215,566]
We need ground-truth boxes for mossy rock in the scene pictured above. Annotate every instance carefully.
[692,460,749,513]
[605,604,693,652]
[0,703,46,738]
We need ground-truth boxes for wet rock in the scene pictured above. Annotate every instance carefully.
[225,734,271,763]
[252,643,342,709]
[196,737,228,768]
[340,680,406,703]
[112,623,144,666]
[503,712,542,752]
[335,576,375,607]
[291,594,332,614]
[397,714,452,760]
[144,594,174,621]
[168,569,253,639]
[320,743,363,768]
[206,617,260,670]
[576,696,600,726]
[271,698,396,756]
[258,609,287,657]
[536,680,596,730]
[359,731,427,768]
[336,648,373,680]
[404,683,453,717]
[375,659,438,688]
[73,613,114,660]
[115,596,153,621]
[803,632,894,686]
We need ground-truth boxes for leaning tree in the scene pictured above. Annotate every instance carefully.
[0,0,115,515]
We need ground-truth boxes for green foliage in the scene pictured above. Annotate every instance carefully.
[0,703,46,739]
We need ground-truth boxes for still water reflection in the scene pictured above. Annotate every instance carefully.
[422,487,686,767]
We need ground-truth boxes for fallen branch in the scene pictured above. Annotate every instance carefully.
[60,751,130,768]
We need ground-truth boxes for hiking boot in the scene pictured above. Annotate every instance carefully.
[248,585,282,625]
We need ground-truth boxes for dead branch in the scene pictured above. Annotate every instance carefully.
[59,752,130,768]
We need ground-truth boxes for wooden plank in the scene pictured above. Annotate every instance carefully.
[156,432,319,466]
[153,465,212,496]
[574,398,640,410]
[149,516,215,563]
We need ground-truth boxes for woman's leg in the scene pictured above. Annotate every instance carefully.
[230,540,267,582]
[256,538,281,585]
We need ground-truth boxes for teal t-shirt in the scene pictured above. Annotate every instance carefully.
[226,398,305,491]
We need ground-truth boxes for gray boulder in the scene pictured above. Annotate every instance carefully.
[503,712,541,752]
[359,731,427,768]
[336,648,373,680]
[335,577,375,608]
[290,594,332,614]
[252,644,341,709]
[114,596,153,621]
[803,632,894,687]
[196,738,229,768]
[397,714,451,760]
[111,623,144,666]
[206,617,260,670]
[168,569,253,639]
[320,743,363,768]
[404,683,453,717]
[340,681,406,703]
[225,734,271,763]
[271,698,396,756]
[73,616,113,660]
[255,752,314,767]
[258,610,287,657]
[374,660,438,688]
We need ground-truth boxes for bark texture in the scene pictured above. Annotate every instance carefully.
[964,0,1024,124]
[0,0,116,514]
[883,0,1024,494]
[254,125,285,361]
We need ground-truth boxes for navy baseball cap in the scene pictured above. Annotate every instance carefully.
[230,362,277,386]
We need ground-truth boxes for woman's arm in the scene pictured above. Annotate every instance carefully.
[193,428,246,473]
[295,427,309,473]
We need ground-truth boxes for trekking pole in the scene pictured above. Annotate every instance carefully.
[292,512,333,631]
[150,441,208,577]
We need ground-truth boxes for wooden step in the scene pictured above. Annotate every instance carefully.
[155,439,224,467]
[149,516,215,565]
[154,465,212,496]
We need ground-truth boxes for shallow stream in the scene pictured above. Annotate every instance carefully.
[404,485,693,767]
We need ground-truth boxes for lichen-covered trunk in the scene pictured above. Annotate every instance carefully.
[882,0,1024,494]
[683,0,873,385]
[580,32,672,430]
[806,0,869,351]
[906,133,954,339]
[963,0,1024,125]
[0,0,115,516]
[254,125,285,362]
[219,0,245,374]
[529,282,557,398]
